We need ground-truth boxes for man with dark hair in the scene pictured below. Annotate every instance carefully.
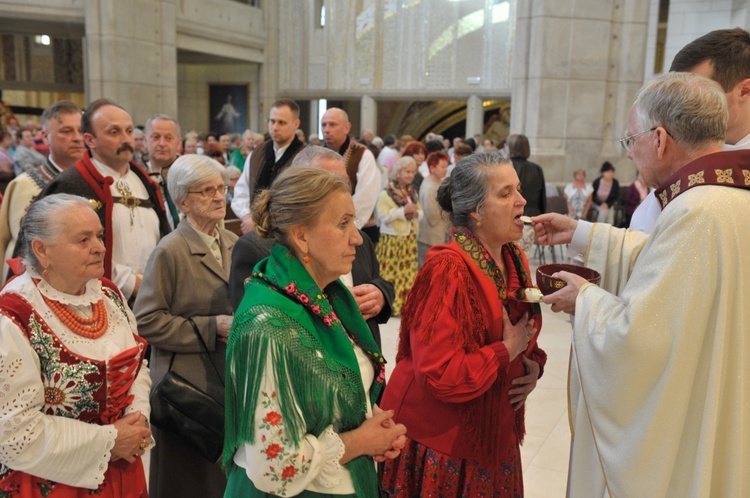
[219,133,232,164]
[0,101,85,283]
[631,27,750,232]
[231,98,306,233]
[671,27,750,147]
[206,133,219,146]
[377,133,398,167]
[37,98,171,300]
[450,143,472,165]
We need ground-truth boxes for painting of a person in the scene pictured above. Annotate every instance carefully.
[215,95,241,134]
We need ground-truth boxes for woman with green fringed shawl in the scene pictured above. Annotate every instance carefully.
[223,168,407,497]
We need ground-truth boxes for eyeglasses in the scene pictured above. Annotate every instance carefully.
[187,185,228,198]
[619,127,674,153]
[619,128,657,153]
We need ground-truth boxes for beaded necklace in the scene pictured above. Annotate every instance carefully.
[41,294,109,339]
[450,227,541,314]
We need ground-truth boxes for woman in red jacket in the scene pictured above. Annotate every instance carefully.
[380,152,546,497]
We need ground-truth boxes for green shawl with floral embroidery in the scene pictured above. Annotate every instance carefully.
[223,243,385,497]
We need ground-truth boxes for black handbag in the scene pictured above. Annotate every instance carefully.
[149,318,225,463]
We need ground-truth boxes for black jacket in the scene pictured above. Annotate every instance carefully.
[510,157,547,216]
[592,177,620,207]
[229,231,394,349]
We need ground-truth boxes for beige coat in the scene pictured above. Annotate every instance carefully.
[133,219,237,498]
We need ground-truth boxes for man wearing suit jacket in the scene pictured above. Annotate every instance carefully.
[229,146,394,348]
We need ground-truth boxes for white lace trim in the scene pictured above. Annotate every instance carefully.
[29,269,132,348]
[33,268,103,307]
[313,425,345,489]
[93,426,118,486]
[0,356,34,464]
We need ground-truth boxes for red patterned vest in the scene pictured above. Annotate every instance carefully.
[0,278,148,496]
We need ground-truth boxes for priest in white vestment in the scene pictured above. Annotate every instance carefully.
[629,27,750,234]
[533,73,750,497]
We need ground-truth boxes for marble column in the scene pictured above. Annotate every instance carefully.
[360,95,377,137]
[309,99,320,139]
[466,95,484,140]
[84,0,177,124]
[510,0,651,183]
[260,0,281,125]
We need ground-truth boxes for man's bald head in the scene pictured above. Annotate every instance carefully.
[321,108,352,152]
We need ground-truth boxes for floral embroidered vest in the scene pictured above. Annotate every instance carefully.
[0,279,147,486]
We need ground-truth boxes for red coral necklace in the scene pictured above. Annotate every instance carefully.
[42,294,109,339]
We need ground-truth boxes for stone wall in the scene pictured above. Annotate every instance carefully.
[511,0,651,184]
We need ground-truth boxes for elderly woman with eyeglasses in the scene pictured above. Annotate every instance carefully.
[134,154,237,498]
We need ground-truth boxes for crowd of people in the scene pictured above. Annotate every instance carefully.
[0,26,747,498]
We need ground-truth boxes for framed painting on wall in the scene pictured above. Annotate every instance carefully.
[208,83,249,135]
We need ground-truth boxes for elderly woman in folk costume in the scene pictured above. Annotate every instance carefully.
[224,167,407,497]
[381,153,546,497]
[375,156,423,316]
[0,194,152,497]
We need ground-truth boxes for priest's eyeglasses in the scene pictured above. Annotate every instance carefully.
[619,127,674,153]
[619,128,657,153]
[188,185,229,198]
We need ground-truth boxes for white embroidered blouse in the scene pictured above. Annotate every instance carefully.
[233,339,375,496]
[0,271,151,488]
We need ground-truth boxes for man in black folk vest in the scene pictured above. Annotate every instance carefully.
[231,98,306,234]
[321,107,381,243]
[38,99,170,301]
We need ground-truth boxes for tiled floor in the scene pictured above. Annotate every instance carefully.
[379,256,572,497]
